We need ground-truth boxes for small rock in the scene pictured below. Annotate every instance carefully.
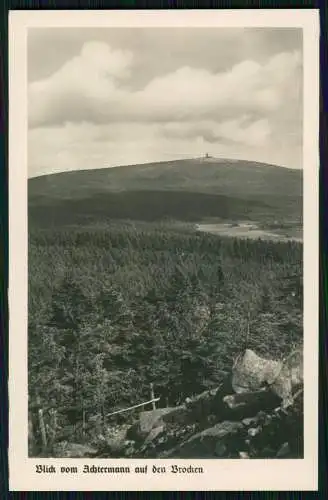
[124,440,135,447]
[144,425,165,444]
[215,441,227,457]
[242,417,258,427]
[207,415,217,426]
[276,442,290,458]
[239,451,250,459]
[248,427,261,438]
[53,442,98,458]
[123,440,135,457]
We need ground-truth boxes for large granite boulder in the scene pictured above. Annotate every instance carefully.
[270,347,303,405]
[232,347,303,406]
[232,349,282,393]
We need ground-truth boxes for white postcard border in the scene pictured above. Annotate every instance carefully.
[9,9,319,491]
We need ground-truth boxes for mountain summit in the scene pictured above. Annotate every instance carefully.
[29,157,302,200]
[28,158,302,228]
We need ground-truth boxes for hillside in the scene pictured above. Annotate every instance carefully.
[28,157,303,458]
[29,158,302,199]
[28,158,302,228]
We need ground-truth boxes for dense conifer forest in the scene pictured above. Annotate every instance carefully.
[28,220,303,454]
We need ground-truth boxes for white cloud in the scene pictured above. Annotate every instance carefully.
[29,42,301,127]
[28,40,302,174]
[29,117,300,178]
[215,117,271,146]
[29,42,132,127]
[161,117,271,147]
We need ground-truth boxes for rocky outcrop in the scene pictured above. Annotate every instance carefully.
[160,421,244,458]
[132,391,303,459]
[50,346,303,459]
[127,346,304,459]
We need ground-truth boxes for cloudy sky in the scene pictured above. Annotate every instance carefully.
[28,28,303,177]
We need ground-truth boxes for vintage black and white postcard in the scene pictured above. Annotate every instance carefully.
[9,9,319,491]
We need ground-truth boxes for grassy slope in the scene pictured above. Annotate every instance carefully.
[29,158,302,198]
[29,158,303,228]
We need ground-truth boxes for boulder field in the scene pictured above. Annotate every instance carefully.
[47,346,303,459]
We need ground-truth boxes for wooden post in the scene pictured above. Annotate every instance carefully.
[53,410,57,437]
[150,383,156,410]
[165,397,169,408]
[101,404,105,433]
[28,411,35,456]
[36,395,47,451]
[82,407,86,440]
[49,408,57,445]
[245,310,251,349]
